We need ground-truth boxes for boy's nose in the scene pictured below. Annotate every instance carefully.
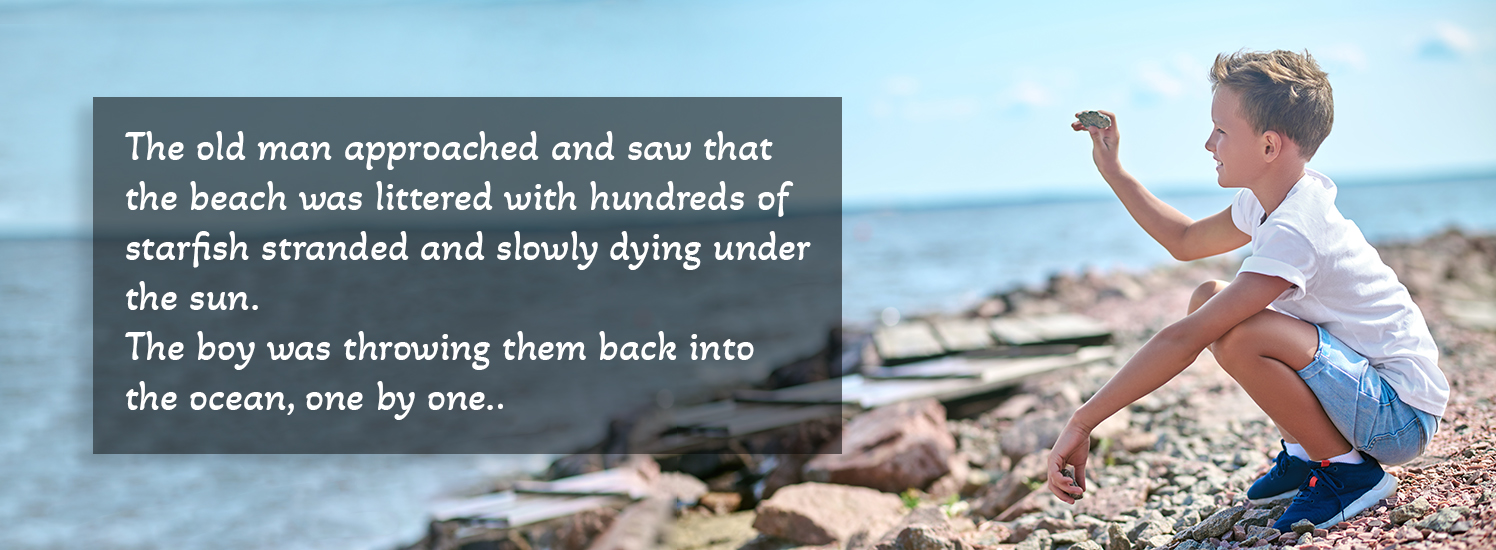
[1204,134,1216,152]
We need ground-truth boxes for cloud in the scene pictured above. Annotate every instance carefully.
[1007,80,1052,108]
[884,75,920,97]
[1131,54,1208,104]
[1318,44,1368,72]
[870,75,982,122]
[1420,22,1476,60]
[897,97,982,122]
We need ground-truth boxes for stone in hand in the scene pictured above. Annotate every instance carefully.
[1077,110,1112,129]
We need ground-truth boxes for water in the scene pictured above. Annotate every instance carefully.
[2,177,1493,548]
[843,177,1496,323]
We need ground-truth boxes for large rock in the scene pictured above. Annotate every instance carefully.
[1390,496,1433,524]
[1176,505,1244,541]
[752,482,906,546]
[1413,506,1471,533]
[804,398,956,493]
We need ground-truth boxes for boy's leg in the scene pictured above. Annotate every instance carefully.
[1191,280,1400,528]
[1188,280,1352,459]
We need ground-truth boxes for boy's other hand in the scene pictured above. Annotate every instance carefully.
[1072,109,1121,175]
[1047,423,1091,504]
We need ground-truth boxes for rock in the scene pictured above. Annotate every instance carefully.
[995,484,1065,522]
[1291,518,1316,534]
[1092,408,1132,442]
[1050,529,1089,545]
[1071,541,1104,550]
[1170,510,1200,533]
[1389,496,1432,525]
[751,482,906,545]
[1275,531,1298,545]
[973,453,1046,519]
[1075,479,1149,520]
[1001,409,1072,463]
[1179,505,1245,541]
[869,507,957,550]
[1412,506,1470,532]
[804,398,956,493]
[1126,512,1171,545]
[963,521,1013,547]
[890,525,958,550]
[1118,431,1160,454]
[698,492,742,515]
[1243,526,1278,546]
[1392,525,1424,542]
[1138,533,1173,549]
[1077,110,1112,129]
[1105,522,1129,550]
[988,394,1042,420]
[1016,529,1052,550]
[1235,507,1274,528]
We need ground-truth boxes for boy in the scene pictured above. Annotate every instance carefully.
[1046,50,1448,531]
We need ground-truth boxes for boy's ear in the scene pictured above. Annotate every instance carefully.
[1261,130,1283,162]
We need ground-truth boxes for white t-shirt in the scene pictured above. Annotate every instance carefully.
[1231,168,1448,417]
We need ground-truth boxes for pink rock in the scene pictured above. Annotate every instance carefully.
[1392,525,1423,542]
[803,398,955,493]
[752,482,906,545]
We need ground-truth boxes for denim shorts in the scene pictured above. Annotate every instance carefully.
[1298,325,1439,465]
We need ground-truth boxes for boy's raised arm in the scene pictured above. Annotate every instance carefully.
[1073,111,1249,261]
[1046,272,1294,503]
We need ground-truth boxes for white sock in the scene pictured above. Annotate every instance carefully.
[1285,442,1311,461]
[1327,449,1364,465]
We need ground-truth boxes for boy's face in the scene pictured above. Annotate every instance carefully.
[1205,86,1268,189]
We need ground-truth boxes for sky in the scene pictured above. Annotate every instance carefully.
[0,0,1493,236]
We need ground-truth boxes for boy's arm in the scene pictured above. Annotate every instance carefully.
[1074,111,1249,261]
[1046,272,1294,503]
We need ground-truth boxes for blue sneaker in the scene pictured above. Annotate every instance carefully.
[1247,440,1311,504]
[1272,453,1398,531]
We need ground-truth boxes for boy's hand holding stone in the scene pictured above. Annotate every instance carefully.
[1072,109,1121,175]
[1047,422,1091,504]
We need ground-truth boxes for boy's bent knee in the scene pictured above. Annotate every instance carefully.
[1211,310,1318,372]
[1188,279,1229,315]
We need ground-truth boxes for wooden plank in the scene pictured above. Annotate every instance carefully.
[928,318,995,352]
[734,346,1116,409]
[988,317,1044,345]
[511,466,651,499]
[990,314,1111,346]
[1026,313,1112,345]
[854,346,1115,408]
[873,320,946,362]
[431,491,627,526]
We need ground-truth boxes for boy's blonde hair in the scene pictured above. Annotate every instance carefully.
[1209,50,1334,159]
